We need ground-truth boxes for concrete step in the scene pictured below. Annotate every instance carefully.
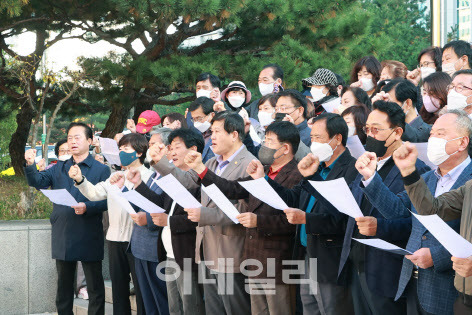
[103,280,137,311]
[73,298,137,315]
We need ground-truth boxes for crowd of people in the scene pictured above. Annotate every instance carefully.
[22,39,472,315]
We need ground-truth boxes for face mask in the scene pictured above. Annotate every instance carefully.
[58,154,71,161]
[258,145,283,166]
[360,78,375,92]
[258,111,274,127]
[365,130,395,157]
[259,82,275,96]
[348,126,356,137]
[196,89,212,99]
[420,67,435,80]
[119,150,138,166]
[447,89,472,110]
[228,95,245,108]
[422,94,441,113]
[194,120,211,133]
[310,138,336,162]
[310,86,326,102]
[401,101,410,116]
[427,136,463,165]
[442,60,462,77]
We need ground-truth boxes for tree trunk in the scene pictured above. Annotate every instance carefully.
[101,85,136,138]
[9,103,34,176]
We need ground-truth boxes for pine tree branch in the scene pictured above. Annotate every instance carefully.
[0,16,50,33]
[138,95,195,106]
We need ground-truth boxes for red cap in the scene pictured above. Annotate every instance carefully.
[136,110,161,134]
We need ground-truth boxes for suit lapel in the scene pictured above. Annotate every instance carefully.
[220,146,248,178]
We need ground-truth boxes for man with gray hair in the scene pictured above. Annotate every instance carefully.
[354,110,472,314]
[147,127,172,164]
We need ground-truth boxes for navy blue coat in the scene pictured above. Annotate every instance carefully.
[25,155,110,261]
[338,159,430,298]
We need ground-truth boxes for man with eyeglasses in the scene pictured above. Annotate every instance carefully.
[186,97,217,163]
[274,89,312,146]
[447,70,472,116]
[338,100,430,315]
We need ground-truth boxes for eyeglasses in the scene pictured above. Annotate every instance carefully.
[418,61,435,68]
[362,126,393,135]
[275,106,297,113]
[447,84,472,93]
[191,116,207,123]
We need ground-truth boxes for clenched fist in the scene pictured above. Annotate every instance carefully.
[392,142,418,177]
[25,149,37,166]
[184,151,205,174]
[109,172,125,189]
[126,169,142,186]
[148,143,168,164]
[355,216,377,236]
[127,119,137,133]
[236,212,257,228]
[246,159,265,179]
[151,213,168,227]
[356,152,377,181]
[284,208,306,225]
[184,207,201,222]
[298,153,320,178]
[69,165,83,182]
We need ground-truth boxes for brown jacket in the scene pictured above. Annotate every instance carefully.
[404,170,472,295]
[200,159,303,283]
[152,145,255,273]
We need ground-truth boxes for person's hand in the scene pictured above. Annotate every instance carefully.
[95,154,105,164]
[37,158,46,171]
[126,168,142,187]
[130,212,147,226]
[150,213,168,227]
[184,108,189,118]
[25,149,36,166]
[371,91,390,104]
[405,248,433,269]
[92,136,100,148]
[282,114,295,124]
[69,164,83,182]
[392,142,418,177]
[298,153,320,177]
[355,216,377,236]
[356,152,377,181]
[406,68,421,86]
[236,212,257,228]
[127,119,137,133]
[184,151,206,174]
[72,202,87,215]
[148,143,168,164]
[284,208,306,224]
[109,172,125,189]
[184,208,201,222]
[350,81,362,88]
[452,256,472,277]
[213,101,226,112]
[246,159,265,179]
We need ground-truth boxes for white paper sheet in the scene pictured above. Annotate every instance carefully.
[353,238,413,255]
[109,191,137,215]
[321,97,341,113]
[238,178,288,210]
[308,178,364,218]
[40,189,79,207]
[201,184,240,224]
[120,190,165,214]
[99,137,121,166]
[410,142,437,170]
[412,212,472,258]
[346,135,366,159]
[153,174,202,208]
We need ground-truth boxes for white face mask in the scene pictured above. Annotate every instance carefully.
[447,89,472,110]
[427,136,463,166]
[196,89,212,99]
[310,86,326,102]
[58,154,71,161]
[348,126,356,137]
[442,61,461,77]
[194,120,211,133]
[228,95,245,108]
[310,138,336,162]
[360,78,375,92]
[420,67,436,80]
[259,82,275,96]
[258,111,274,127]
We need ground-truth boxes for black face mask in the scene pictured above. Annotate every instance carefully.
[364,130,395,157]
